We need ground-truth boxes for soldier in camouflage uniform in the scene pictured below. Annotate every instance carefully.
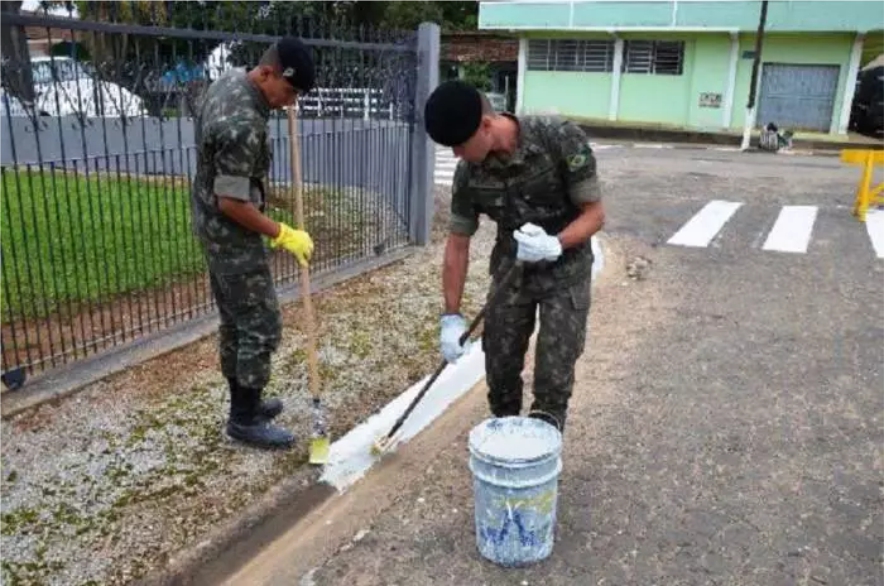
[424,80,606,434]
[191,36,316,449]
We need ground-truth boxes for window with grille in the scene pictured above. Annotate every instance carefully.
[527,39,615,73]
[623,40,685,75]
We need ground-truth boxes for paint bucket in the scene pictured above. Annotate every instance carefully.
[468,416,563,567]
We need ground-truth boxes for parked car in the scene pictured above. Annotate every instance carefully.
[849,62,883,137]
[0,56,146,118]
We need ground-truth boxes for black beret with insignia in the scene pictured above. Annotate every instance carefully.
[276,35,315,93]
[424,80,483,147]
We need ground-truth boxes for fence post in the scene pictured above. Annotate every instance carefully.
[409,21,440,246]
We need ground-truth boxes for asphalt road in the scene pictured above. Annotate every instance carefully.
[221,146,884,586]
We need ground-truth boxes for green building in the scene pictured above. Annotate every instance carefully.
[478,0,882,135]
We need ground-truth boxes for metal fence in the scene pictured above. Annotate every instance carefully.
[0,4,436,387]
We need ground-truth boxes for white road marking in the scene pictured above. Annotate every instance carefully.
[761,205,819,254]
[866,208,884,259]
[435,151,458,186]
[667,200,743,248]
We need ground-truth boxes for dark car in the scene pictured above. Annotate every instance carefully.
[849,64,884,137]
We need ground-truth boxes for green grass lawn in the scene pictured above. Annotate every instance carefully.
[2,168,210,322]
[1,168,375,323]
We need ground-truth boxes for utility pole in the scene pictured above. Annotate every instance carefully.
[741,0,769,151]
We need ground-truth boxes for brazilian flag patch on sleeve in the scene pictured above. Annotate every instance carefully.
[566,143,592,172]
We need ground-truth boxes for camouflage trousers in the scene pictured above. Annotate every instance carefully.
[208,262,282,390]
[481,272,591,432]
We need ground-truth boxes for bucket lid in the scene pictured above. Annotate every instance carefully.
[468,416,562,464]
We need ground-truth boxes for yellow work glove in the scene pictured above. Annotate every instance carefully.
[270,222,314,266]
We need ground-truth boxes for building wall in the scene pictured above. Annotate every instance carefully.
[861,30,883,67]
[730,33,854,129]
[441,33,518,63]
[687,34,733,129]
[616,32,697,126]
[480,1,880,34]
[520,31,855,133]
[520,31,613,118]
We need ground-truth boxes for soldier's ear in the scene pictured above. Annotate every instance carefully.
[255,64,275,82]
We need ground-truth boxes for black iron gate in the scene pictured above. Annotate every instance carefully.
[0,4,421,385]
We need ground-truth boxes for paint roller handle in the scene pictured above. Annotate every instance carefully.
[456,261,522,347]
[380,262,523,443]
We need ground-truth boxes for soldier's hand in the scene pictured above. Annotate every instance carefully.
[270,222,314,266]
[514,222,562,263]
[440,313,470,363]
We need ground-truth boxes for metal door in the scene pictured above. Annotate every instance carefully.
[757,63,840,132]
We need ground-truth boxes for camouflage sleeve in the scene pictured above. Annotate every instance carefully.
[555,119,602,205]
[449,162,479,237]
[212,120,260,202]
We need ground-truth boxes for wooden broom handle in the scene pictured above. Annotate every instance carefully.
[287,106,321,399]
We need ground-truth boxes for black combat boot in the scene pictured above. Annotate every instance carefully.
[226,384,296,450]
[227,377,283,421]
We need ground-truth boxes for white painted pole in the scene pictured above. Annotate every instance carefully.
[740,106,756,151]
[516,37,527,115]
[609,36,624,121]
[722,32,739,129]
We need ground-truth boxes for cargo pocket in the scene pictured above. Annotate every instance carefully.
[569,281,591,312]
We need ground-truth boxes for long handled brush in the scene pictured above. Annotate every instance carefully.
[287,105,329,465]
[371,261,523,456]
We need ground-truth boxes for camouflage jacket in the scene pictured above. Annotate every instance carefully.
[449,114,602,289]
[191,68,273,274]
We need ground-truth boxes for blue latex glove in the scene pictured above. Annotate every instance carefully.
[514,222,562,263]
[440,313,470,363]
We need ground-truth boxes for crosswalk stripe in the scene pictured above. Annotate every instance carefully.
[434,151,457,186]
[761,205,819,254]
[866,209,884,259]
[667,200,743,248]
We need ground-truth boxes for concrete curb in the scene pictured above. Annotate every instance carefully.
[1,248,416,421]
[136,234,608,585]
[593,140,850,158]
[574,122,884,154]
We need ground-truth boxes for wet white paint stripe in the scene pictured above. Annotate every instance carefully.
[319,340,488,491]
[866,208,884,259]
[318,236,606,492]
[761,205,818,254]
[667,200,743,248]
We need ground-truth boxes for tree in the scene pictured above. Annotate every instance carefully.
[1,1,36,103]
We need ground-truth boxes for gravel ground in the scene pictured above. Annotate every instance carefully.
[0,186,498,585]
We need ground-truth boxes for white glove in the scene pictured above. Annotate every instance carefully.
[514,222,562,263]
[440,313,470,363]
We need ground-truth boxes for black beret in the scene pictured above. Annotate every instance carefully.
[276,36,315,93]
[424,80,483,147]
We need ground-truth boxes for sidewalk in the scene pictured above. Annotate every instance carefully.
[572,117,884,153]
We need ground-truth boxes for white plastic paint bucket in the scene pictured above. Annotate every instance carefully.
[467,416,563,567]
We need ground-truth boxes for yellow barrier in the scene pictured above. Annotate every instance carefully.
[841,148,884,222]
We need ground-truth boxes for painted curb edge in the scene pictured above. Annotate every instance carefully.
[137,234,607,586]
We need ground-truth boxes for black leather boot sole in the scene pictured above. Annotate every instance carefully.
[225,420,297,450]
